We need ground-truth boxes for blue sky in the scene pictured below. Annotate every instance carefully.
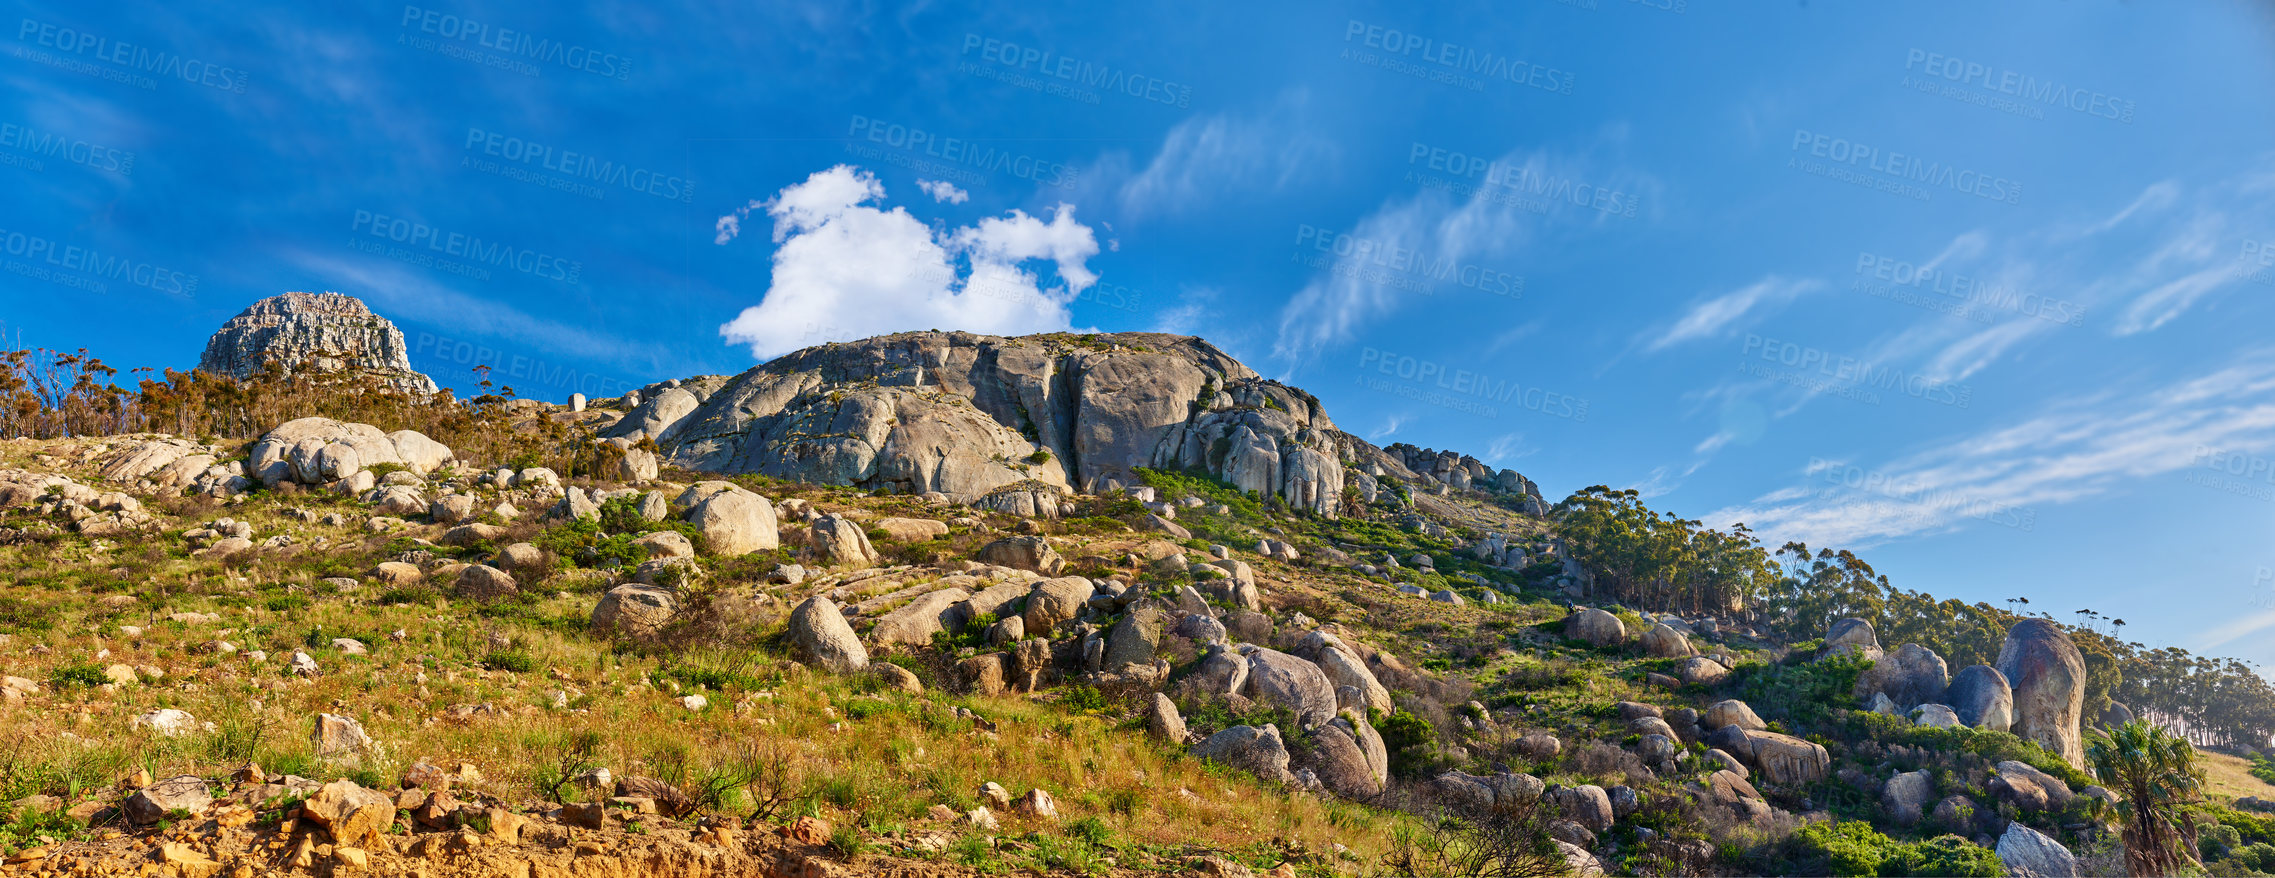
[7,2,2275,667]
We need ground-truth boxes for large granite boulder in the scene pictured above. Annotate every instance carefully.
[1641,623,1694,658]
[1884,770,1933,825]
[1733,731,1830,786]
[976,536,1064,576]
[1996,619,2086,768]
[1022,576,1094,636]
[684,486,778,556]
[1996,823,2077,877]
[198,292,437,394]
[1241,647,1337,726]
[591,584,677,636]
[1948,665,2015,732]
[1103,607,1167,669]
[788,596,868,674]
[1191,725,1294,785]
[246,418,455,487]
[1299,722,1381,799]
[1567,608,1624,647]
[1821,617,1880,659]
[809,514,880,568]
[868,588,973,649]
[1856,642,1950,710]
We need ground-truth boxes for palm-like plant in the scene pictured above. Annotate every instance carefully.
[2085,719,2205,877]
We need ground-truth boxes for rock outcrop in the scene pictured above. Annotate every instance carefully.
[604,331,1544,518]
[1996,619,2086,768]
[198,292,436,394]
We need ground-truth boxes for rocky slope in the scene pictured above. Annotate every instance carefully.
[601,331,1546,518]
[197,291,437,394]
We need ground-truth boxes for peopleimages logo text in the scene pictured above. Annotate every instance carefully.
[0,120,133,175]
[847,116,1078,189]
[0,227,198,297]
[1854,251,2084,326]
[959,34,1190,108]
[1343,20,1574,95]
[15,18,248,93]
[350,210,582,283]
[1357,347,1587,421]
[1789,129,2022,205]
[1903,49,2134,123]
[400,6,631,80]
[1407,142,1640,218]
[1295,225,1522,298]
[462,128,691,202]
[1742,334,1971,408]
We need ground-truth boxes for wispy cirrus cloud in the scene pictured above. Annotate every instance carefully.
[1108,90,1339,222]
[1641,276,1820,352]
[1706,350,2275,548]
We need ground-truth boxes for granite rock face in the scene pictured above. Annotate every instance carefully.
[604,331,1541,517]
[198,292,436,394]
[1997,619,2087,768]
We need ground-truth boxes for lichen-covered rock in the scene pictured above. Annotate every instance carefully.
[453,564,516,601]
[198,292,437,394]
[1300,722,1381,799]
[1103,607,1166,669]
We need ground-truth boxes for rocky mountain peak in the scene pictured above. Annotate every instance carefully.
[197,292,437,394]
[600,329,1544,516]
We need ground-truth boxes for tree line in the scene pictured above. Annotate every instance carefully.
[1553,484,2275,751]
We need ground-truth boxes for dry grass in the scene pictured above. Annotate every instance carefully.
[0,437,1415,876]
[2197,748,2275,802]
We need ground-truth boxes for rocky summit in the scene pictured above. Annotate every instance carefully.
[197,291,437,394]
[602,331,1545,517]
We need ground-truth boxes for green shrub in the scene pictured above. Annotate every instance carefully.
[264,594,311,613]
[48,664,107,688]
[1794,819,1904,876]
[482,651,537,673]
[1728,651,1870,729]
[1831,710,2092,790]
[1879,834,2001,877]
[1376,708,1438,778]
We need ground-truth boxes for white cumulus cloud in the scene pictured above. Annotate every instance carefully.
[916,179,969,204]
[716,165,1101,360]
